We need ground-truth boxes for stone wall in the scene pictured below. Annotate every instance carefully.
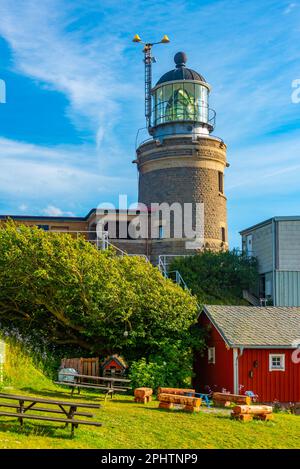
[135,135,228,252]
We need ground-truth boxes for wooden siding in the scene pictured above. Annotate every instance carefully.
[193,315,234,393]
[238,348,300,402]
[61,357,99,377]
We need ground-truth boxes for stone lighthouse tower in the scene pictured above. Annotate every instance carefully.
[134,51,228,258]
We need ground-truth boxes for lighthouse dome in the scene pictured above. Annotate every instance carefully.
[156,52,207,85]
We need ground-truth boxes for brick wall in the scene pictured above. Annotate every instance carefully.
[136,135,228,251]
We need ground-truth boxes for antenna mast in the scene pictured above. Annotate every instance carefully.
[144,44,153,129]
[133,34,170,131]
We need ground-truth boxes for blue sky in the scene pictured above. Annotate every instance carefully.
[0,0,299,247]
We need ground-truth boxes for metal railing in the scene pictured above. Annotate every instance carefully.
[158,254,188,271]
[158,255,191,292]
[167,270,190,291]
[235,248,254,259]
[51,230,109,249]
[135,131,224,150]
[50,229,149,261]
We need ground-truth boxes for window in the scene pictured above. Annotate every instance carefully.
[218,171,224,193]
[153,83,209,126]
[37,224,49,231]
[246,234,253,255]
[221,227,226,242]
[158,226,164,239]
[208,347,215,364]
[51,226,69,231]
[269,354,285,371]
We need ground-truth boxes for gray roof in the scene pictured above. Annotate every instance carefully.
[156,67,206,86]
[240,216,300,235]
[203,305,300,348]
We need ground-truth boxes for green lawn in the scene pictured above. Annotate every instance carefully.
[0,384,299,449]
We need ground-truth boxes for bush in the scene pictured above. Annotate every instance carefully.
[129,331,205,392]
[129,358,166,391]
[170,249,258,305]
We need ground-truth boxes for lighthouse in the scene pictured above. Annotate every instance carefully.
[134,48,229,259]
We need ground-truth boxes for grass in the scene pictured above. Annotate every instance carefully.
[0,386,300,449]
[1,343,300,449]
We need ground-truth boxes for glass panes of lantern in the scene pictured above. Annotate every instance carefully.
[152,82,209,126]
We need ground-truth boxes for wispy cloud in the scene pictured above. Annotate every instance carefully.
[0,137,136,215]
[284,2,298,14]
[0,0,135,148]
[42,205,74,217]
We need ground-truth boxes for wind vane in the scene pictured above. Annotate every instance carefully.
[133,34,170,130]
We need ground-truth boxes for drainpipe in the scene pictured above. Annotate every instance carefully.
[271,218,277,306]
[233,347,244,394]
[233,348,238,394]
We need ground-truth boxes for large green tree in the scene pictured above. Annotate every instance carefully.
[0,222,198,361]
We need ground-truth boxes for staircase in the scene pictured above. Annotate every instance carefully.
[158,255,191,292]
[242,290,261,306]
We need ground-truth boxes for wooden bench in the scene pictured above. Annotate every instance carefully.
[158,393,202,412]
[158,387,195,396]
[55,372,131,399]
[212,392,252,407]
[0,392,102,436]
[134,387,153,403]
[158,387,211,407]
[231,404,273,422]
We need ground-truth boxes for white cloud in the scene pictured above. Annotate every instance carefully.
[0,0,135,148]
[0,137,136,215]
[42,205,74,217]
[227,133,300,197]
[284,2,297,14]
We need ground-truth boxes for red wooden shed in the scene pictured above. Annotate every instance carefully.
[194,305,300,403]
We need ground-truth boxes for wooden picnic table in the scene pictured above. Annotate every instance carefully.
[54,372,131,399]
[0,392,101,436]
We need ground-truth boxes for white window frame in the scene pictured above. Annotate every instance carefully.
[269,354,285,371]
[208,347,215,364]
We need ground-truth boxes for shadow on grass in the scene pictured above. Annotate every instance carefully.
[0,418,74,440]
[20,387,102,402]
[105,398,135,405]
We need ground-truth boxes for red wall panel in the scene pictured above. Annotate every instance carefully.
[238,349,300,402]
[195,315,234,393]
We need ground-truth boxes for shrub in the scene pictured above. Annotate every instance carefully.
[129,358,166,391]
[170,249,258,305]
